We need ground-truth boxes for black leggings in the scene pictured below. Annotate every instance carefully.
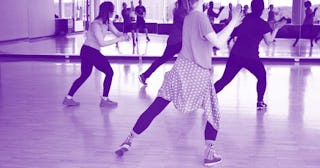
[293,24,315,46]
[133,97,218,141]
[68,45,114,97]
[214,56,266,102]
[142,43,182,78]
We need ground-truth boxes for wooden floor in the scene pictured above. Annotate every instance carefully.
[0,58,320,168]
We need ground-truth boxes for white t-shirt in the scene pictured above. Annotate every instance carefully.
[179,11,214,69]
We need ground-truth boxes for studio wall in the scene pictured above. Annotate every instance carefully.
[0,0,55,41]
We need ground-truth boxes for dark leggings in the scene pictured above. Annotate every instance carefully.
[133,97,218,141]
[214,56,266,102]
[68,45,114,97]
[142,42,182,78]
[293,24,314,47]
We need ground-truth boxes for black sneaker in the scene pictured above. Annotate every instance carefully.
[138,74,147,85]
[257,101,267,110]
[115,142,131,157]
[146,36,150,42]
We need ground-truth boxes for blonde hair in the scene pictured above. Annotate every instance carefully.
[182,0,200,13]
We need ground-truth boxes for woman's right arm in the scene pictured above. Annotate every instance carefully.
[205,5,243,49]
[91,23,127,47]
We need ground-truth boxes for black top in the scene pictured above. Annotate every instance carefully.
[303,8,315,25]
[231,14,272,58]
[207,7,219,22]
[121,8,131,24]
[135,5,146,20]
[268,11,275,22]
[167,7,188,45]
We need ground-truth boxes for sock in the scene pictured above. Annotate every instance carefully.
[102,96,108,100]
[124,130,137,144]
[66,95,73,99]
[205,140,216,159]
[205,140,215,147]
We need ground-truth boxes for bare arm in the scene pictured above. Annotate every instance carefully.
[91,23,126,47]
[205,5,243,49]
[108,21,123,37]
[205,21,238,49]
[263,20,286,45]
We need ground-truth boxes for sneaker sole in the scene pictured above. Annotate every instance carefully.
[100,103,118,107]
[115,147,129,157]
[257,106,267,110]
[204,159,222,166]
[63,102,80,106]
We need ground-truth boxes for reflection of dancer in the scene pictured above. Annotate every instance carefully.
[220,3,233,25]
[228,4,250,46]
[214,0,286,110]
[243,5,249,16]
[121,2,136,46]
[115,0,242,166]
[63,2,129,107]
[293,1,318,47]
[267,4,279,30]
[135,0,150,42]
[138,0,187,85]
[207,1,224,25]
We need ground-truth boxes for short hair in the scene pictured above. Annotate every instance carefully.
[304,1,311,8]
[251,0,264,17]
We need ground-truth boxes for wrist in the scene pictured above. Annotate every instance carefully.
[228,20,237,28]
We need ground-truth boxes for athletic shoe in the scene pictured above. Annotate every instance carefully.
[257,101,267,110]
[138,74,147,85]
[115,142,131,157]
[100,98,118,107]
[204,148,222,166]
[62,97,80,106]
[146,36,150,42]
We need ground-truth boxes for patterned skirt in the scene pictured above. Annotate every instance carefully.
[158,56,220,130]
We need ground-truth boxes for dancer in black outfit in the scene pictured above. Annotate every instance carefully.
[121,2,136,46]
[214,0,286,110]
[292,1,318,47]
[62,1,129,107]
[138,0,187,85]
[135,0,150,42]
[207,1,224,25]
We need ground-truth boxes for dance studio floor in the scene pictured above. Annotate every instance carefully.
[0,56,320,167]
[0,33,320,168]
[0,33,320,62]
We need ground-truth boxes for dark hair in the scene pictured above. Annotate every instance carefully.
[122,2,127,8]
[251,0,264,17]
[304,1,311,8]
[95,1,114,24]
[209,1,213,8]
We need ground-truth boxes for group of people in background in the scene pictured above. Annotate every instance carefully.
[121,0,150,47]
[61,0,318,166]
